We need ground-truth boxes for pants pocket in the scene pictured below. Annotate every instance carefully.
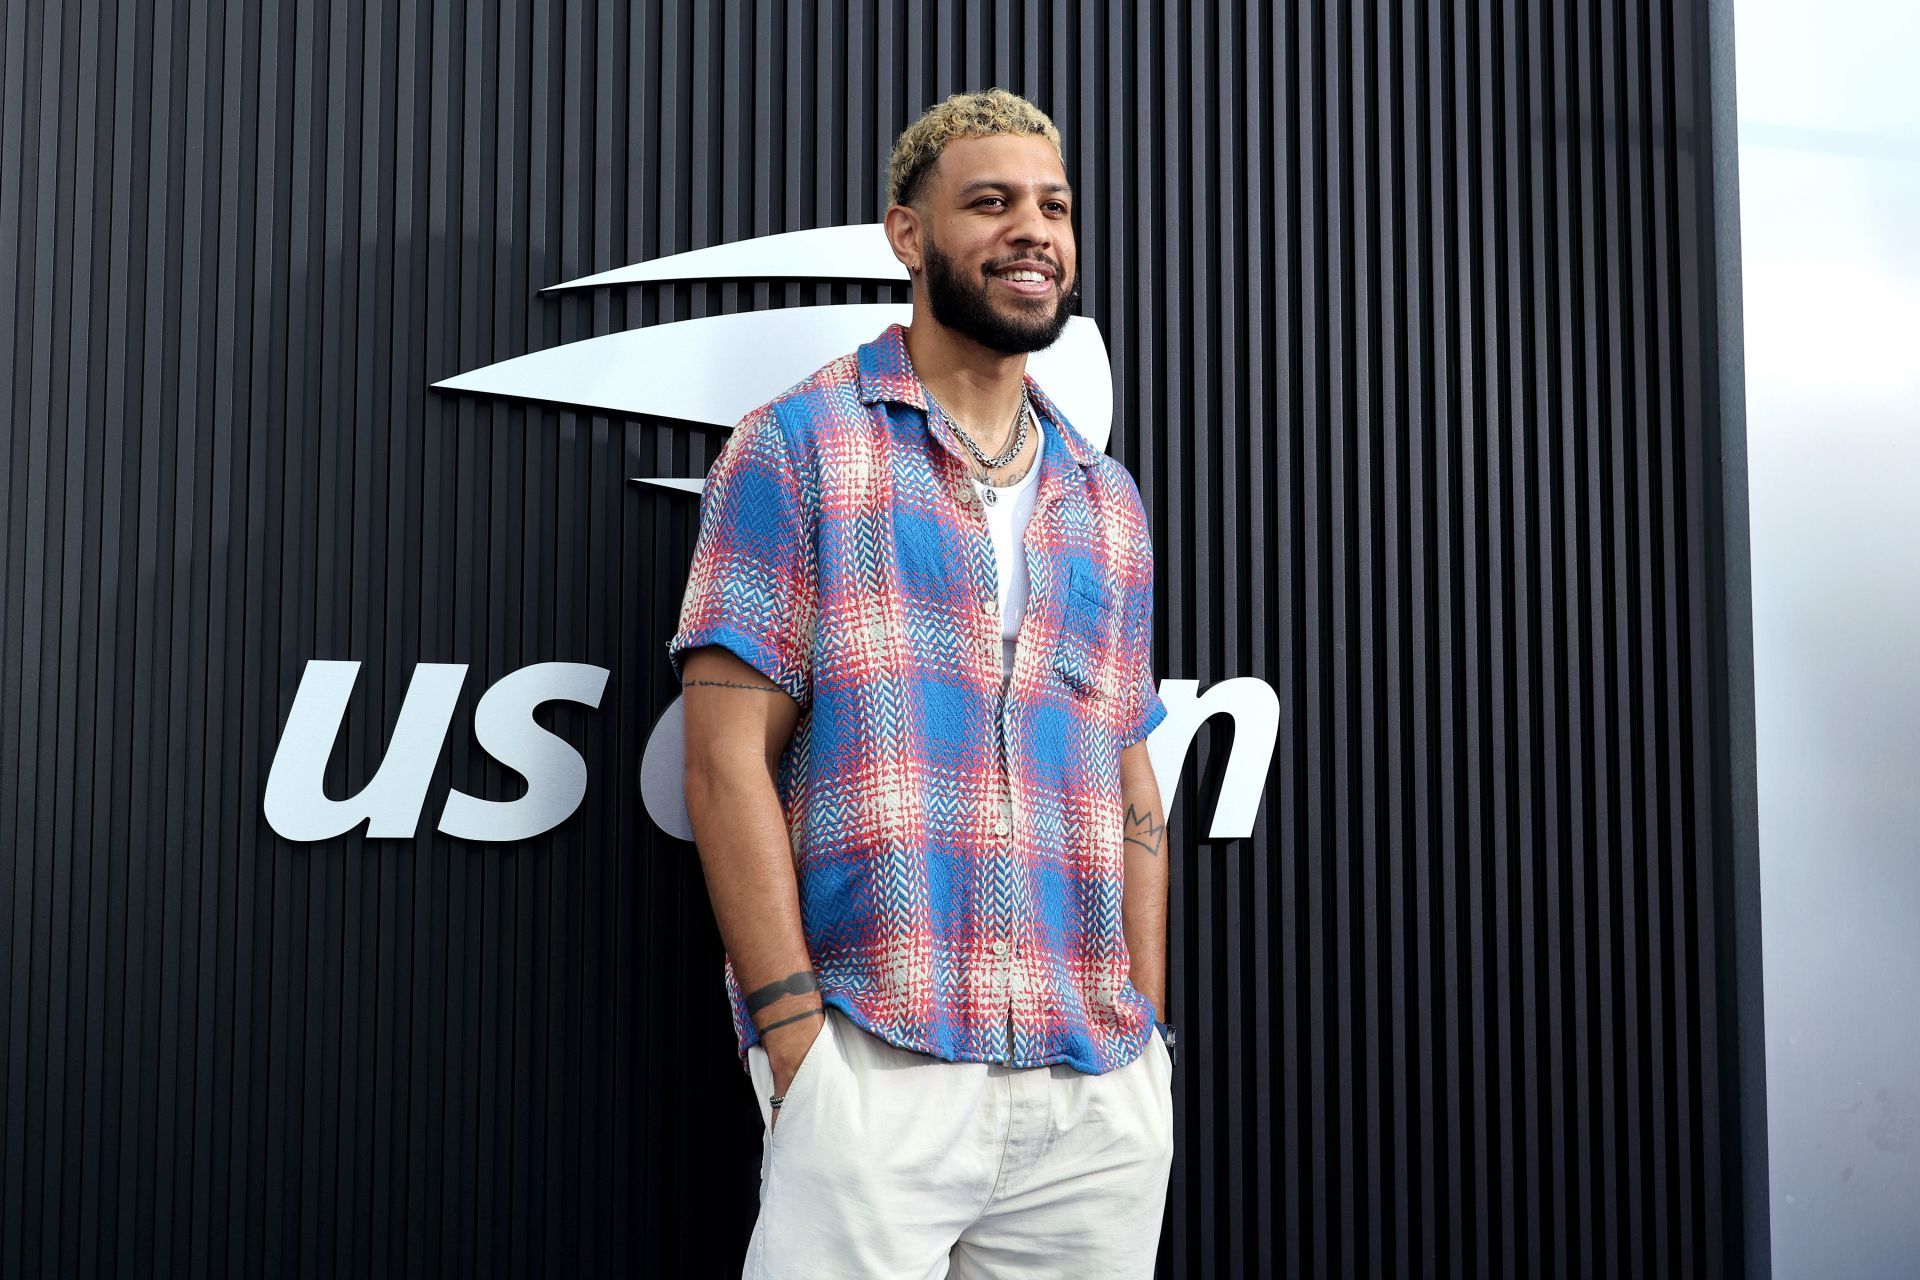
[750,1006,839,1187]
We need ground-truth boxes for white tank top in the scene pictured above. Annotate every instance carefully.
[971,419,1047,678]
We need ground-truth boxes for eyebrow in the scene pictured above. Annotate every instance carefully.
[955,179,1074,199]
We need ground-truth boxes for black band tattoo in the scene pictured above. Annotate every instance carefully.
[757,1006,825,1034]
[1124,804,1166,858]
[684,678,784,693]
[745,970,819,1015]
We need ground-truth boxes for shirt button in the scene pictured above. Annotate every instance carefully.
[977,594,994,613]
[991,940,1008,957]
[993,817,1010,837]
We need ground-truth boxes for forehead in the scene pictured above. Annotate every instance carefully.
[931,133,1071,196]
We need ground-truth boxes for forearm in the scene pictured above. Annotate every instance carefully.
[684,757,819,1035]
[1118,740,1169,1019]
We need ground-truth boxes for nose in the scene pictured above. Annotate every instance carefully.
[1006,196,1054,250]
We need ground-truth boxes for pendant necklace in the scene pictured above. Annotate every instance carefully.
[929,386,1031,470]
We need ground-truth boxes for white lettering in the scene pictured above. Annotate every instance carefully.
[639,677,1281,843]
[264,660,611,842]
[263,661,468,840]
[1148,678,1282,839]
[437,663,609,841]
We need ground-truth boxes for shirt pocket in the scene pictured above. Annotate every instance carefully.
[1051,567,1119,697]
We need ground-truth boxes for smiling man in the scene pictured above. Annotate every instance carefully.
[669,88,1175,1279]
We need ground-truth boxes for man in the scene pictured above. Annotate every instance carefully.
[669,88,1175,1279]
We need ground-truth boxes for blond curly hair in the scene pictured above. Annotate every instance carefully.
[886,88,1063,209]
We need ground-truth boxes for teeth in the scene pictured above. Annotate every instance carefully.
[1001,270,1047,283]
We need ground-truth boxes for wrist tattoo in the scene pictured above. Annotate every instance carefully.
[745,970,819,1015]
[757,1006,825,1034]
[1124,804,1166,858]
[684,678,784,693]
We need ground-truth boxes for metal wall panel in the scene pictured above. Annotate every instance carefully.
[0,0,1761,1275]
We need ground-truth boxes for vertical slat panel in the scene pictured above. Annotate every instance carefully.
[0,1,1762,1274]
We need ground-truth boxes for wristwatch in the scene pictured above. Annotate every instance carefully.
[1155,1021,1178,1067]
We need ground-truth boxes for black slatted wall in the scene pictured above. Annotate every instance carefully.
[0,1,1764,1275]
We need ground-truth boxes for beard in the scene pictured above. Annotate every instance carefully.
[922,234,1079,355]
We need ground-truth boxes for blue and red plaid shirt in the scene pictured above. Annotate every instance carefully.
[668,323,1166,1075]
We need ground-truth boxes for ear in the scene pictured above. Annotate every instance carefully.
[882,203,924,276]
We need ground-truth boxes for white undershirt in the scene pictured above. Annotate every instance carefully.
[971,418,1046,677]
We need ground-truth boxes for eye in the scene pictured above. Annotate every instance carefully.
[1045,201,1069,214]
[974,196,1006,209]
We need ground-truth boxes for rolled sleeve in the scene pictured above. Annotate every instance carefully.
[666,406,816,706]
[1117,482,1166,749]
[1118,554,1167,747]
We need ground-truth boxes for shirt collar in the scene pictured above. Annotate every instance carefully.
[855,322,1100,470]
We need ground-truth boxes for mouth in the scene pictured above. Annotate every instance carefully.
[988,262,1058,297]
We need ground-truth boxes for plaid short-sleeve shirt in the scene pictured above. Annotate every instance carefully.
[668,323,1167,1075]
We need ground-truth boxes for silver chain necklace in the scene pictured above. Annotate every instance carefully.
[927,385,1031,473]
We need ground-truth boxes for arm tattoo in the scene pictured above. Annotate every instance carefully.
[757,1006,825,1034]
[745,970,819,1015]
[684,677,785,693]
[1124,804,1166,858]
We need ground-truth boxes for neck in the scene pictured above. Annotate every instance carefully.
[902,315,1030,435]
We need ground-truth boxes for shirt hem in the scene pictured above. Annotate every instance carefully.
[739,990,1156,1077]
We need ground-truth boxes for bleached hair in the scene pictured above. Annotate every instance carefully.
[886,88,1063,209]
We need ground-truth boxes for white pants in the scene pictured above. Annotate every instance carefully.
[742,1007,1175,1279]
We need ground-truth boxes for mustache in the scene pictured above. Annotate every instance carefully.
[982,254,1064,278]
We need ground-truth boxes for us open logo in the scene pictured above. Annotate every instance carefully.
[263,226,1275,844]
